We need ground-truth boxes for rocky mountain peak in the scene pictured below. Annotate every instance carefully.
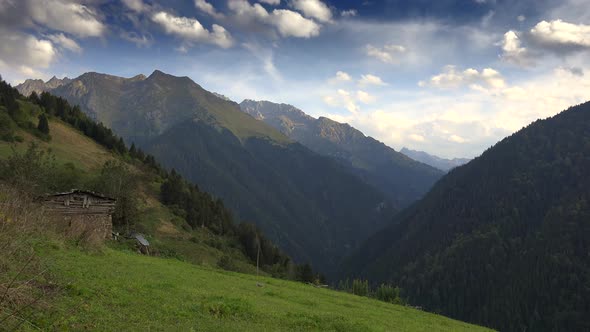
[130,74,147,81]
[16,76,70,96]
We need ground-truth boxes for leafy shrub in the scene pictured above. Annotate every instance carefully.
[352,279,369,297]
[0,112,16,141]
[0,143,57,195]
[374,284,403,304]
[217,255,236,271]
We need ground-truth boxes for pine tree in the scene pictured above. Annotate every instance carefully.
[37,114,50,135]
[129,143,137,158]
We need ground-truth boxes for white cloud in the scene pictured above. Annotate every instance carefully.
[323,89,359,113]
[29,0,105,37]
[329,71,352,83]
[270,9,320,38]
[356,90,376,104]
[259,0,280,4]
[366,44,406,64]
[337,89,358,113]
[448,134,466,143]
[499,19,590,68]
[359,74,387,86]
[228,0,270,20]
[323,89,376,112]
[500,30,531,66]
[341,9,357,17]
[291,0,332,23]
[517,15,526,22]
[324,66,590,158]
[228,0,321,38]
[47,33,82,53]
[16,65,47,79]
[409,134,425,142]
[530,19,590,48]
[0,32,56,69]
[121,0,145,12]
[419,65,505,90]
[152,11,233,48]
[242,42,282,81]
[194,0,224,19]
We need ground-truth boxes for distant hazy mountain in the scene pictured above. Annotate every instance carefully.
[343,101,590,331]
[240,100,443,207]
[400,147,470,172]
[26,70,394,275]
[16,76,72,96]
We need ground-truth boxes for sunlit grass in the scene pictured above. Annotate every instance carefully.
[38,247,493,331]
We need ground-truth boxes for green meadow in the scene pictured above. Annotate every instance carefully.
[35,245,493,332]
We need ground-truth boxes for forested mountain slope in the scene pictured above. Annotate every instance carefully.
[240,100,443,207]
[18,71,394,275]
[343,101,590,331]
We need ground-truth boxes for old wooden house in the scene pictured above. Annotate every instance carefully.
[42,190,116,241]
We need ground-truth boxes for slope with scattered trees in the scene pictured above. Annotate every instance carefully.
[1,76,318,282]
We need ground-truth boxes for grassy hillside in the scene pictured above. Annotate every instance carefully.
[0,110,261,276]
[33,245,492,331]
[0,119,114,170]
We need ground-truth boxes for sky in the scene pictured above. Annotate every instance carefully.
[1,0,590,158]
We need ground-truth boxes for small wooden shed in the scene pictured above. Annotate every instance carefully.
[129,232,150,255]
[42,190,116,241]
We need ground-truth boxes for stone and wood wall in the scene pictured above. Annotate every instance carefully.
[42,190,116,241]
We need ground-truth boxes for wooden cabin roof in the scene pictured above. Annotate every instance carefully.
[130,233,150,246]
[46,189,116,201]
[42,189,116,215]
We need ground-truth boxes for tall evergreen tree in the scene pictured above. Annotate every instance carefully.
[37,114,50,135]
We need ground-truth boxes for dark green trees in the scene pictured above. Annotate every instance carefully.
[345,101,590,331]
[159,169,312,280]
[37,114,49,135]
[0,112,16,141]
[92,160,139,231]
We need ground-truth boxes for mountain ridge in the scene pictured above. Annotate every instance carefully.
[400,147,471,172]
[240,99,443,207]
[18,71,394,276]
[16,75,72,96]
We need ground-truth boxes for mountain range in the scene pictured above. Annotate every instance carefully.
[343,101,590,331]
[240,100,443,207]
[16,76,72,97]
[15,70,590,331]
[17,71,402,276]
[400,147,470,172]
